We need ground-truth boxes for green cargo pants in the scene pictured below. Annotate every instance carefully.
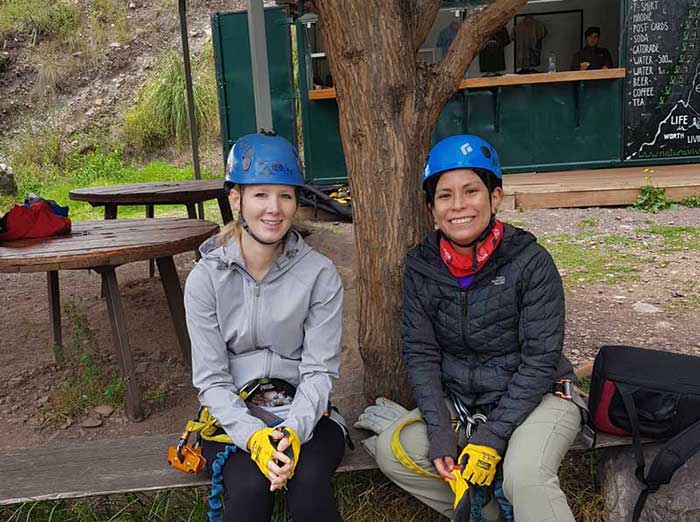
[374,394,581,522]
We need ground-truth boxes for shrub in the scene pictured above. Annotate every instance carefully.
[633,183,671,213]
[682,195,700,208]
[124,47,218,150]
[0,0,80,43]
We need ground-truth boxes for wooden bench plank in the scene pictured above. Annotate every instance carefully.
[0,427,376,505]
[0,423,649,506]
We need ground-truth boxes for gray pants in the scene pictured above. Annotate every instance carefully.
[375,394,581,522]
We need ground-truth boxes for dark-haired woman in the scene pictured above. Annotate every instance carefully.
[374,135,581,522]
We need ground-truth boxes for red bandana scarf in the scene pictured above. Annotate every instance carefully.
[439,220,504,277]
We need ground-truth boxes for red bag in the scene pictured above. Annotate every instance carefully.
[0,202,71,241]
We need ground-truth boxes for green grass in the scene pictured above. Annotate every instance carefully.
[0,463,605,521]
[0,0,80,42]
[124,46,218,151]
[0,146,219,221]
[600,233,638,249]
[641,224,700,253]
[43,302,126,423]
[576,217,598,229]
[1,472,442,522]
[542,234,640,286]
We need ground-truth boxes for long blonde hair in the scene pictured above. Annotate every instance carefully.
[217,220,242,246]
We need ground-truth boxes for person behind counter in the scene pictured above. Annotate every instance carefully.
[571,26,614,71]
[437,20,460,58]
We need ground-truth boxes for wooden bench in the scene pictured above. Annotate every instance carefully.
[0,426,638,506]
[0,426,375,505]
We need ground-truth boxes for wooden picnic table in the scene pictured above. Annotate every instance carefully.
[69,179,234,223]
[0,218,219,421]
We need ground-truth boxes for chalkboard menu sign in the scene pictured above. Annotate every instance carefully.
[624,0,700,161]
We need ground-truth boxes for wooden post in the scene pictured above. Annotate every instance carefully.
[217,195,234,224]
[47,271,63,365]
[146,204,155,278]
[186,204,200,260]
[99,266,145,421]
[156,256,191,365]
[104,204,118,220]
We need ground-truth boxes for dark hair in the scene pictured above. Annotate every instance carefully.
[585,26,601,38]
[424,168,503,209]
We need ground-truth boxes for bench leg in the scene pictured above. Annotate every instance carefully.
[99,267,145,421]
[217,195,234,224]
[146,204,155,278]
[156,256,191,366]
[186,204,201,260]
[47,271,64,365]
[104,204,118,220]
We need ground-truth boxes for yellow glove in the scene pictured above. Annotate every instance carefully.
[448,466,470,521]
[458,444,501,486]
[247,427,301,480]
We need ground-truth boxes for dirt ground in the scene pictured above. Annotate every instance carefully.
[1,206,700,450]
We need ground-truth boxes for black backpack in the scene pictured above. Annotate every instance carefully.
[588,345,700,522]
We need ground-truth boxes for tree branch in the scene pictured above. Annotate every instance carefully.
[423,0,528,109]
[412,0,442,52]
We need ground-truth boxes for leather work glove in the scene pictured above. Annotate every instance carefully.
[448,466,471,522]
[458,443,501,487]
[247,427,301,481]
[353,397,408,434]
[353,397,409,457]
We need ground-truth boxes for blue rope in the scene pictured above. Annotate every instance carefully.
[206,419,283,522]
[493,476,514,522]
[207,445,238,522]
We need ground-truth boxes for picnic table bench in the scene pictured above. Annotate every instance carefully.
[0,218,219,421]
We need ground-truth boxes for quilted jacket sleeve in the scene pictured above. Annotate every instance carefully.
[469,246,565,453]
[401,260,457,460]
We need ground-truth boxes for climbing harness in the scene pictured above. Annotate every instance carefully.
[450,396,487,439]
[167,378,297,522]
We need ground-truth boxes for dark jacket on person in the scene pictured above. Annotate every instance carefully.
[401,224,575,459]
[571,46,614,70]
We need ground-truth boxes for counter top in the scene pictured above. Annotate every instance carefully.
[308,68,626,100]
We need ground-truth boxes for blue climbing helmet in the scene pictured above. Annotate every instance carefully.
[421,135,502,191]
[225,133,304,188]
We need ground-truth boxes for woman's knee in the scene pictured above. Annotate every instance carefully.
[223,469,270,502]
[375,428,402,479]
[502,454,557,501]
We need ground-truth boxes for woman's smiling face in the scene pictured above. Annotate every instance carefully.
[431,169,503,247]
[230,184,297,243]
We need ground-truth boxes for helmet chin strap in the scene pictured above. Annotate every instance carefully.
[444,214,497,271]
[444,188,497,270]
[238,200,289,246]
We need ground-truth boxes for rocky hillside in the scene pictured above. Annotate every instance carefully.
[0,0,265,163]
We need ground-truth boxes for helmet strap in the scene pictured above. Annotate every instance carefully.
[445,214,497,254]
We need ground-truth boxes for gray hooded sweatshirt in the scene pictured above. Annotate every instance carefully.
[185,230,343,449]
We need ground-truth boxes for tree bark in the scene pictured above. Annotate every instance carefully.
[315,0,527,404]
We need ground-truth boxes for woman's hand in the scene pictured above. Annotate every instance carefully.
[433,456,456,481]
[267,429,294,491]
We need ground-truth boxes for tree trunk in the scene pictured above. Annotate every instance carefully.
[314,0,528,404]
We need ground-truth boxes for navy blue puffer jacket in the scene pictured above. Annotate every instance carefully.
[401,224,575,459]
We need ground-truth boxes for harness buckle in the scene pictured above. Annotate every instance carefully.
[168,430,206,474]
[553,379,573,401]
